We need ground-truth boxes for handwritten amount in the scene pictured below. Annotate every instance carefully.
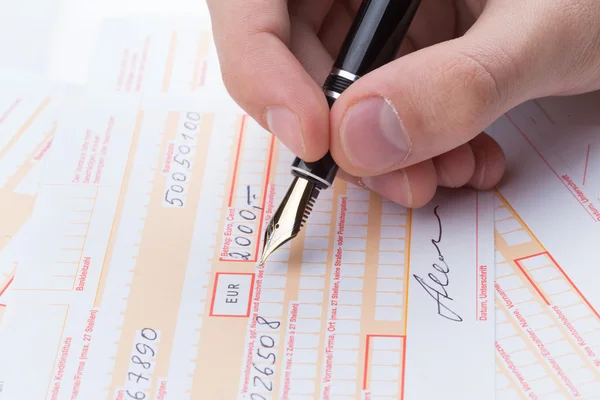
[413,206,463,322]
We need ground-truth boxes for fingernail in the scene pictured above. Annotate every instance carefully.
[265,107,305,157]
[340,97,410,171]
[360,170,413,207]
[436,164,456,187]
[470,148,487,188]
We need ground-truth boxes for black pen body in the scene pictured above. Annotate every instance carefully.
[290,0,421,189]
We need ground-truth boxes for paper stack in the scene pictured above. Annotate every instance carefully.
[0,13,599,400]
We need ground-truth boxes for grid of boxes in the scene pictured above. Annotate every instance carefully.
[495,197,600,398]
[376,199,409,322]
[364,335,405,399]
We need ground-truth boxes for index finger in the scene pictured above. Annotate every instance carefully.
[206,0,330,161]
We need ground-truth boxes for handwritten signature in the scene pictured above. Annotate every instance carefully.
[413,206,463,322]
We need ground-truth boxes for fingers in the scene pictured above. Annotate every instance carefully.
[335,132,505,208]
[433,143,475,188]
[206,0,329,161]
[467,132,506,190]
[328,2,552,178]
[359,161,438,208]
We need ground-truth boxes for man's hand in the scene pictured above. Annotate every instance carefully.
[206,0,600,207]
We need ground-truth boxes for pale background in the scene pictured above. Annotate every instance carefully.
[0,0,211,84]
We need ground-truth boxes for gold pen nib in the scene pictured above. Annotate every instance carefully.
[260,176,320,265]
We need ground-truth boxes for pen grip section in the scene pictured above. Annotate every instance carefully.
[291,152,338,189]
[289,78,345,188]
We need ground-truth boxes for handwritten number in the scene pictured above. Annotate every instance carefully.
[165,192,183,207]
[239,210,256,221]
[229,251,251,260]
[172,172,186,182]
[179,145,191,155]
[126,391,146,400]
[256,348,276,364]
[235,236,251,247]
[256,316,280,330]
[141,328,157,341]
[250,395,267,400]
[186,112,201,121]
[253,376,273,391]
[131,356,151,370]
[237,225,253,234]
[135,343,155,357]
[253,364,274,376]
[128,372,149,383]
[173,153,190,168]
[184,121,197,130]
[259,335,275,348]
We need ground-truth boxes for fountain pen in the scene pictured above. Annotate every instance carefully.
[260,0,421,264]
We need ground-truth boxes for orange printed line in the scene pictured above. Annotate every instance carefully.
[513,259,550,306]
[583,144,591,186]
[44,305,70,399]
[199,61,208,86]
[363,334,406,399]
[0,276,14,297]
[0,98,21,125]
[161,31,178,93]
[191,33,210,90]
[513,252,549,264]
[514,251,600,318]
[402,210,412,334]
[228,115,247,207]
[505,114,597,222]
[0,97,51,160]
[546,252,600,319]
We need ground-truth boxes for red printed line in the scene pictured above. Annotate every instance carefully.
[199,61,208,87]
[583,144,591,186]
[0,304,6,307]
[363,334,406,399]
[253,135,276,259]
[228,115,247,207]
[0,276,14,297]
[209,272,256,317]
[475,191,479,319]
[514,252,600,319]
[513,258,550,306]
[219,134,275,263]
[505,114,597,221]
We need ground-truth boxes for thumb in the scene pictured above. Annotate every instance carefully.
[328,4,553,177]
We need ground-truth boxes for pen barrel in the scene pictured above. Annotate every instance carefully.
[334,0,421,77]
[290,0,420,189]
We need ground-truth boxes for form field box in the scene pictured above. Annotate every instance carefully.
[209,272,254,317]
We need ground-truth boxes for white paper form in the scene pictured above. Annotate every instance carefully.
[0,16,496,400]
[489,103,600,399]
[0,93,496,400]
[0,70,62,322]
[531,94,600,201]
[495,101,600,223]
[86,16,226,97]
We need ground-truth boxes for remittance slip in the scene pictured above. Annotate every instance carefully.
[490,97,600,399]
[0,17,496,400]
[3,12,600,400]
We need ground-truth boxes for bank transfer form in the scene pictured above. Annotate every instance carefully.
[0,17,496,400]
